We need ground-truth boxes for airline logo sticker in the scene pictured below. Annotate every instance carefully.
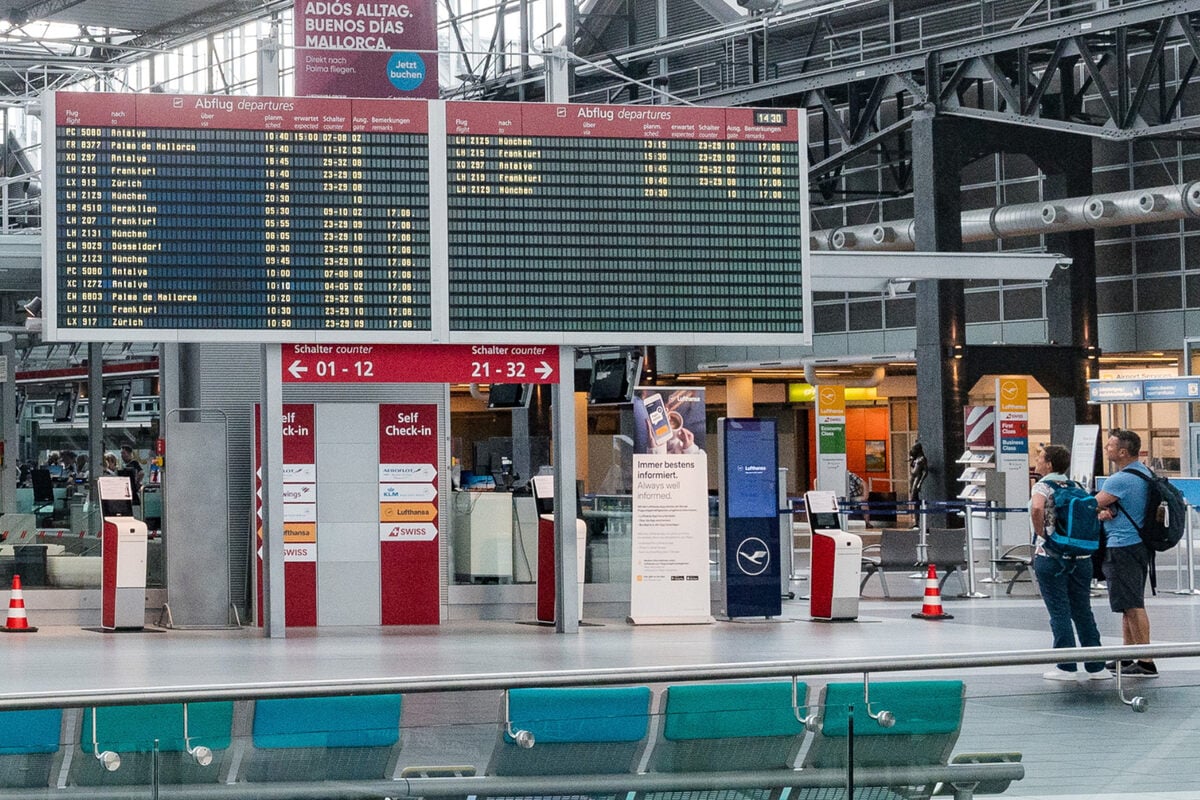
[379,522,438,541]
[283,543,316,562]
[816,385,846,415]
[379,463,436,482]
[735,536,770,576]
[282,502,316,523]
[380,503,438,522]
[379,483,437,502]
[998,379,1028,413]
[282,483,316,503]
[282,463,315,482]
[283,522,316,543]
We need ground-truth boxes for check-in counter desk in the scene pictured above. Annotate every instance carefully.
[451,491,514,582]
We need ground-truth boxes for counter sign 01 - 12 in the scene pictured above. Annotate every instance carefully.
[46,92,811,346]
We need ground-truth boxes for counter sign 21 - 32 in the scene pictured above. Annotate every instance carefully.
[282,343,557,383]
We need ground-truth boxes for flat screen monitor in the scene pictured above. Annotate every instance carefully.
[52,389,75,422]
[116,468,140,506]
[530,474,554,515]
[487,383,531,409]
[587,353,642,405]
[103,385,131,421]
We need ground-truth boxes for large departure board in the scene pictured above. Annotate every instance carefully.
[46,92,810,345]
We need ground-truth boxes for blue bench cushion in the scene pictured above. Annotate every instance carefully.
[663,682,806,741]
[80,703,233,753]
[0,709,60,754]
[506,687,651,744]
[820,680,963,737]
[253,694,401,749]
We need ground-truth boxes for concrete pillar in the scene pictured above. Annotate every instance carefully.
[725,377,754,418]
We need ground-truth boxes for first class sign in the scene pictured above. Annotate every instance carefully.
[282,343,556,383]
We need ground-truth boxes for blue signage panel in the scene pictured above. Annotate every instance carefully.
[1143,377,1200,401]
[1087,380,1143,403]
[721,418,781,619]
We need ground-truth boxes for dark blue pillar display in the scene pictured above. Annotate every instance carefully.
[719,418,781,618]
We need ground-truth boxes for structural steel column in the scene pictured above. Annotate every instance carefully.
[911,111,967,520]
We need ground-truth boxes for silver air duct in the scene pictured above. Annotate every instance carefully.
[816,182,1200,252]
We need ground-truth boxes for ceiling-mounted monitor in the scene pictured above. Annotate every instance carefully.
[52,388,76,423]
[103,384,132,421]
[588,353,643,405]
[487,383,532,409]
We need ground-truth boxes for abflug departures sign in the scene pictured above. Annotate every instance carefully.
[721,418,781,619]
[46,91,810,346]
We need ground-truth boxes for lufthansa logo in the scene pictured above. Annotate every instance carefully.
[735,537,770,576]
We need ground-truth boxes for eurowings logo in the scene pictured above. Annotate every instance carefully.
[735,537,770,576]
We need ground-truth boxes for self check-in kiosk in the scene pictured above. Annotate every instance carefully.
[805,490,862,621]
[99,475,148,631]
[532,474,586,624]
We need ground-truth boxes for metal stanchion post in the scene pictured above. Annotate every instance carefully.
[910,500,929,579]
[962,503,987,598]
[1172,505,1200,596]
[978,502,1003,583]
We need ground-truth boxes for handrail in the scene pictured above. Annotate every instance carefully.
[1,642,1198,710]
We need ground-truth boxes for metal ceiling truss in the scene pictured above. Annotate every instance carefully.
[778,4,1200,203]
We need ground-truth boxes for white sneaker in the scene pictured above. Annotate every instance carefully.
[1081,670,1113,681]
[1042,669,1077,682]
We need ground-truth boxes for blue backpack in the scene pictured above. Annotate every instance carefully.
[1043,479,1102,556]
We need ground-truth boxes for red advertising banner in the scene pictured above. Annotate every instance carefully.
[294,0,438,99]
[379,403,439,624]
[283,343,557,384]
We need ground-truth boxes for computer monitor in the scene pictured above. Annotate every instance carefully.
[52,389,76,422]
[487,383,531,409]
[103,384,131,421]
[530,474,554,515]
[116,468,140,506]
[587,353,642,405]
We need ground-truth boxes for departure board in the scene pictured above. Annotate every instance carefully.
[46,92,810,345]
[50,93,431,337]
[446,103,805,336]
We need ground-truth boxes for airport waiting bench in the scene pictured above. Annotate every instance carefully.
[0,683,1021,799]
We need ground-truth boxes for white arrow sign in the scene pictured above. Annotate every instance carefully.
[535,361,553,380]
[287,360,308,379]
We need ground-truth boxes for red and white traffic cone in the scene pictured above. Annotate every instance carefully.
[912,564,953,620]
[2,575,38,632]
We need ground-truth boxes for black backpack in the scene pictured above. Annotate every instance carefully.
[1118,467,1186,553]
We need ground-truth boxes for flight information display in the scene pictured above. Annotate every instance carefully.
[51,93,431,337]
[47,92,810,345]
[445,102,806,337]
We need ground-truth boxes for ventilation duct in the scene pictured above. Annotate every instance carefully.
[813,182,1200,251]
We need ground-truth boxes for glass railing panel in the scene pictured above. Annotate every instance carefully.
[1,651,1199,797]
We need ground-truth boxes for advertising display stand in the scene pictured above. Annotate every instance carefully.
[98,476,147,631]
[717,419,782,620]
[806,490,862,621]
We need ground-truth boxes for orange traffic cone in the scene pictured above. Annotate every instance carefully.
[2,575,38,633]
[912,564,953,620]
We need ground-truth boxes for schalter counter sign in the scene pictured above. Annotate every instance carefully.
[282,343,556,383]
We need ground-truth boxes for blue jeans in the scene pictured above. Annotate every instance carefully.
[1032,552,1104,672]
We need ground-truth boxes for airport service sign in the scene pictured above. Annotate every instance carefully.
[282,343,556,383]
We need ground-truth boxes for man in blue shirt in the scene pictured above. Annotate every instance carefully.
[1094,428,1157,677]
